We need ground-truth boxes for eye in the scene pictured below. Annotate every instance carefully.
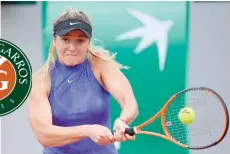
[76,39,86,45]
[78,39,84,43]
[62,38,70,43]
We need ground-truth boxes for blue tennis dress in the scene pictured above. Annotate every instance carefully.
[43,59,118,154]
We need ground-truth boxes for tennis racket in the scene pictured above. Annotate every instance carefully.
[125,87,229,150]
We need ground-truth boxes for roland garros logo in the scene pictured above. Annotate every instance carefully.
[0,39,32,116]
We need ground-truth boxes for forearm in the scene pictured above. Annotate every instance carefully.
[119,101,139,125]
[38,124,90,147]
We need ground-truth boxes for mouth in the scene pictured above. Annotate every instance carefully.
[66,54,77,56]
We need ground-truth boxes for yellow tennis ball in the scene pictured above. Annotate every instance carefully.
[178,107,196,124]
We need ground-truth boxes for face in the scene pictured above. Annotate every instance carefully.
[53,30,90,66]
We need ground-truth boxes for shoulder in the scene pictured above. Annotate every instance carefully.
[87,52,121,90]
[89,52,120,73]
[31,66,51,97]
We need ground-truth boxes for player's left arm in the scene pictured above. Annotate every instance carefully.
[101,61,139,124]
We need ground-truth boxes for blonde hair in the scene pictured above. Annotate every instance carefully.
[42,7,129,80]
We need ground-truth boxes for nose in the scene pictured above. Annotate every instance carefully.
[68,42,77,51]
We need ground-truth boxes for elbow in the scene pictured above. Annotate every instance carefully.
[35,128,54,147]
[37,135,50,147]
[36,132,50,147]
[37,134,56,147]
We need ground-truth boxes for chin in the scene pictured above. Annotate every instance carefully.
[64,58,85,66]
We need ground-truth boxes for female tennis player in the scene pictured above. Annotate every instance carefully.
[28,7,139,154]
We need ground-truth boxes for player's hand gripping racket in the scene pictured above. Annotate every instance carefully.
[125,87,229,149]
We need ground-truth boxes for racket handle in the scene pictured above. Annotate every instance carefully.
[125,128,136,136]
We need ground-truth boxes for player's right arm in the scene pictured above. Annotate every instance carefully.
[28,70,115,147]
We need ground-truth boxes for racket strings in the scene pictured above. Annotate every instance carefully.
[164,89,227,148]
[165,104,189,145]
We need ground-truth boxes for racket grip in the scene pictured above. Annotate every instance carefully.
[125,128,136,136]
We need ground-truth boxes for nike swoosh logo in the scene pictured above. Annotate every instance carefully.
[68,79,75,84]
[70,22,81,26]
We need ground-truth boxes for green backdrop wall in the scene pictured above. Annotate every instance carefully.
[42,2,190,154]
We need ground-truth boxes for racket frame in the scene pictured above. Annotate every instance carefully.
[127,87,229,149]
